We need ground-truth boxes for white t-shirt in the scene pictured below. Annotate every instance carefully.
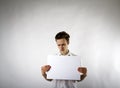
[51,51,79,88]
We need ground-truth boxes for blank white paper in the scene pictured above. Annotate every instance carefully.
[47,55,81,80]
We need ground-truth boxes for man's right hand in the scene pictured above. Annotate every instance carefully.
[41,65,51,74]
[41,65,52,81]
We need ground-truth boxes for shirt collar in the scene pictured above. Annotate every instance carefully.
[58,50,71,56]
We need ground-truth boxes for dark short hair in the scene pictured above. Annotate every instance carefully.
[55,31,70,44]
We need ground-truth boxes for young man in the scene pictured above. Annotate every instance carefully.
[41,31,87,88]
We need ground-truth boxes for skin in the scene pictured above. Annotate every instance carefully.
[41,38,87,81]
[56,38,69,55]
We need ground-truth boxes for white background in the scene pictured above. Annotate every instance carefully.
[0,0,120,88]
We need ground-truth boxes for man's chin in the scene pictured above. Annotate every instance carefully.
[60,51,64,53]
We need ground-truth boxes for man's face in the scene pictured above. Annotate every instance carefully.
[56,38,69,54]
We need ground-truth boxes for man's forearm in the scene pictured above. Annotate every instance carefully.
[80,74,87,81]
[42,72,53,81]
[77,74,87,82]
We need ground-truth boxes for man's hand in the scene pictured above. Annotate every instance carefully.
[41,65,51,74]
[77,67,87,81]
[78,67,87,75]
[41,65,52,81]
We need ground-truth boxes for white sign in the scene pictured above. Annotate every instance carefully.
[47,55,81,80]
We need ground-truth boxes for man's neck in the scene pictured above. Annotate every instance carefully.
[60,50,69,55]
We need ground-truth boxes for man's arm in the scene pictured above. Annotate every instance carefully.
[41,65,53,81]
[77,67,87,82]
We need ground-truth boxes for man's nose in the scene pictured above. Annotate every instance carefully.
[60,45,64,48]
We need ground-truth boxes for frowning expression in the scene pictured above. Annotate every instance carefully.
[56,38,69,54]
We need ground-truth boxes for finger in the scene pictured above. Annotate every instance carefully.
[41,66,44,70]
[77,68,82,72]
[47,66,51,71]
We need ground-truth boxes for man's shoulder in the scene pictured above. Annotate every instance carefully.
[69,52,77,56]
